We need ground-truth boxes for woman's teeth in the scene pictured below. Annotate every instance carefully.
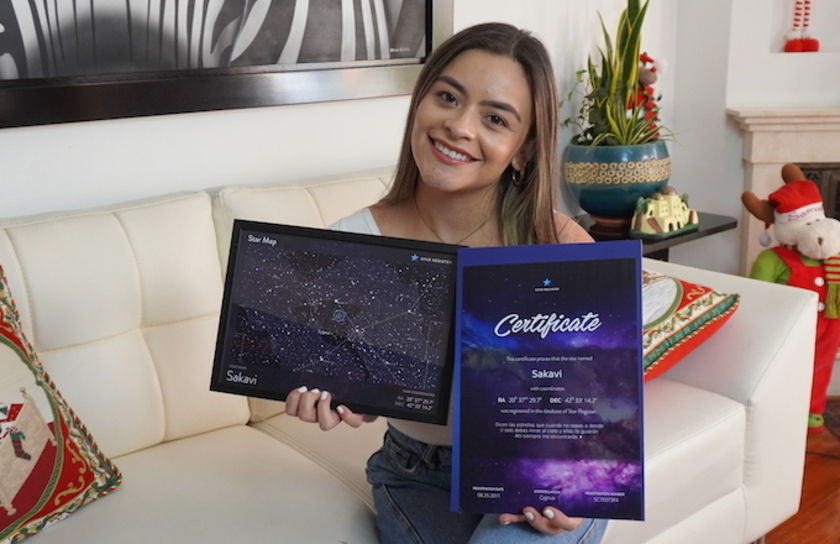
[435,141,472,162]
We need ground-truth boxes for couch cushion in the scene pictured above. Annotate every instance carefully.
[0,265,121,542]
[0,193,251,458]
[24,426,378,544]
[252,415,389,510]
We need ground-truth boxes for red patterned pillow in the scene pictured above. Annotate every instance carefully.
[0,266,121,542]
[642,269,740,381]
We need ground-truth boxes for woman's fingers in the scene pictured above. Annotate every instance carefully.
[285,386,323,422]
[284,385,308,416]
[315,390,341,430]
[336,404,366,428]
[497,508,584,535]
[285,387,366,430]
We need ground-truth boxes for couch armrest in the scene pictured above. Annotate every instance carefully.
[643,258,816,541]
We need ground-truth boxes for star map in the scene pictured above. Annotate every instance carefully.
[224,233,455,392]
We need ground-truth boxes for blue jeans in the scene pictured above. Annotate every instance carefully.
[366,424,608,544]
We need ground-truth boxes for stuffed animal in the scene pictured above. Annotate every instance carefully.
[742,164,840,433]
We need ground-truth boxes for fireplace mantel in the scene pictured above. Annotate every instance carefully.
[727,108,840,274]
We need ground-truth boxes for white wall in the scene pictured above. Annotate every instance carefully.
[0,96,409,218]
[1,0,838,275]
[730,0,840,108]
[666,0,739,272]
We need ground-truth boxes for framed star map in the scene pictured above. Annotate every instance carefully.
[0,0,452,128]
[211,220,459,424]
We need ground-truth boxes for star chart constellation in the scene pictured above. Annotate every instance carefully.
[225,237,453,391]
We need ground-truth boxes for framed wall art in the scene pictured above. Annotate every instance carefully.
[0,0,452,128]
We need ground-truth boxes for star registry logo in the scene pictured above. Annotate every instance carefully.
[535,277,560,293]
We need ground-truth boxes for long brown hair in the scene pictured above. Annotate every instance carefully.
[379,23,560,246]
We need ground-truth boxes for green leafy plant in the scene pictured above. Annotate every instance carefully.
[563,0,672,146]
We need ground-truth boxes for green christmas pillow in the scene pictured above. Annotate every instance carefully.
[0,265,121,542]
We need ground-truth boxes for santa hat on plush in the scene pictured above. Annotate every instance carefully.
[758,180,825,247]
[770,179,826,223]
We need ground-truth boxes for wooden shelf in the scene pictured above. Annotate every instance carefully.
[578,212,738,261]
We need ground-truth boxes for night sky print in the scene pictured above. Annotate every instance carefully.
[212,223,457,423]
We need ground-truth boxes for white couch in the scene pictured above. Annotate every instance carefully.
[0,167,815,544]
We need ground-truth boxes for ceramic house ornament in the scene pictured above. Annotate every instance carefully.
[630,186,699,238]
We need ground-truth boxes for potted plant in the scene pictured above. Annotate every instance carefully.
[561,0,673,233]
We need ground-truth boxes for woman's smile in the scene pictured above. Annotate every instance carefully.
[431,138,477,163]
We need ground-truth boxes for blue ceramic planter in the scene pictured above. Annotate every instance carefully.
[562,141,671,221]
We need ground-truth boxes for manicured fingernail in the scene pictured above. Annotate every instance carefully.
[310,388,320,394]
[296,386,308,393]
[320,390,329,401]
[542,508,555,519]
[337,405,346,415]
[524,512,534,521]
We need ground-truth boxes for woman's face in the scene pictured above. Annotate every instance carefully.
[410,49,534,197]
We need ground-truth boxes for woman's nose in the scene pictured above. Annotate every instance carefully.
[444,110,477,140]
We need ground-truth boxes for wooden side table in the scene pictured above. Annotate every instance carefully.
[578,212,738,261]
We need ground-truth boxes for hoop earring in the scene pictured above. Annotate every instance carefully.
[511,168,524,186]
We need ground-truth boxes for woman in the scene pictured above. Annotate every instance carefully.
[285,22,606,544]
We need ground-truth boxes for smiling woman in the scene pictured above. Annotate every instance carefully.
[284,22,605,544]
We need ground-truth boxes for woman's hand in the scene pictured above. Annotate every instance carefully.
[498,507,584,535]
[284,386,366,430]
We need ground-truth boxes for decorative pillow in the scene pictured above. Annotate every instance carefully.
[0,266,121,543]
[642,269,740,381]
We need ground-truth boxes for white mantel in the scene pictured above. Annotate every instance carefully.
[727,108,840,274]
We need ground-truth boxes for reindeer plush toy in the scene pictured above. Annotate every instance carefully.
[743,164,840,433]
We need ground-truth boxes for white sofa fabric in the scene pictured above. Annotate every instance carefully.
[0,167,814,544]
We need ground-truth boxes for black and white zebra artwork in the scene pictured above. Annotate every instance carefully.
[0,0,427,80]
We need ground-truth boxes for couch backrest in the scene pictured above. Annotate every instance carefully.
[0,192,251,458]
[0,168,392,458]
[211,167,392,270]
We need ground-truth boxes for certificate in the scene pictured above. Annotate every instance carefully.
[451,241,644,520]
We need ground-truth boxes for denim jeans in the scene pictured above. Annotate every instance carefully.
[366,424,608,544]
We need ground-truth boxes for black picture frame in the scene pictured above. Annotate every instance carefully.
[211,219,459,425]
[0,0,452,129]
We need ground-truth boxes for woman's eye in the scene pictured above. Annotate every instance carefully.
[487,114,507,127]
[438,91,457,104]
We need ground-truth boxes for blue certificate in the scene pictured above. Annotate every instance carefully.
[451,240,644,520]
